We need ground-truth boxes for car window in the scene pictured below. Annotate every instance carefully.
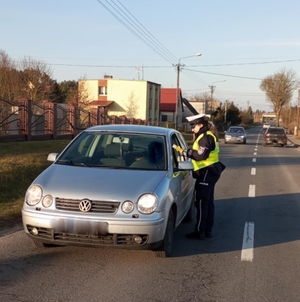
[57,131,167,170]
[228,127,244,133]
[267,128,285,134]
[171,133,186,168]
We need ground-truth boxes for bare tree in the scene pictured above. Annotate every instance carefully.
[126,91,139,118]
[0,49,18,101]
[260,68,299,126]
[18,56,53,102]
[77,77,93,109]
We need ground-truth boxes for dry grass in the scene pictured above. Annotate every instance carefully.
[0,139,71,230]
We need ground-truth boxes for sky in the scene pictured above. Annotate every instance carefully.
[1,0,300,112]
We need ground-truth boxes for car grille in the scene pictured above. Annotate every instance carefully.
[26,226,148,246]
[56,198,120,213]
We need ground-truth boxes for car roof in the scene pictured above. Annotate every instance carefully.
[85,124,178,136]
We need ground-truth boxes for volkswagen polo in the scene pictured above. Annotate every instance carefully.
[22,125,195,257]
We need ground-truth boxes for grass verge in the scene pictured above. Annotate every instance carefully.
[0,139,71,231]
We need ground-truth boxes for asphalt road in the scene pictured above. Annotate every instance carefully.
[1,126,300,302]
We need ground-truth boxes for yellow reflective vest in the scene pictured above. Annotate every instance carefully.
[191,130,219,171]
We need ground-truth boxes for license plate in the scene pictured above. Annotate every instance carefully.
[57,219,108,235]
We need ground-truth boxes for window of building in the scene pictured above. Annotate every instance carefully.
[99,86,107,96]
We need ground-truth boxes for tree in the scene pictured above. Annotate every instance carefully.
[59,80,78,105]
[240,106,254,126]
[0,49,19,101]
[17,56,54,102]
[260,68,299,126]
[125,91,139,118]
[226,102,242,125]
[77,78,93,109]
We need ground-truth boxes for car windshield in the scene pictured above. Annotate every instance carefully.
[56,131,167,170]
[228,127,244,133]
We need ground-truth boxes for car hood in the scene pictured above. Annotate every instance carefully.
[33,164,168,201]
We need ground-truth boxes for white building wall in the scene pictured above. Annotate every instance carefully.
[79,80,98,101]
[107,80,147,120]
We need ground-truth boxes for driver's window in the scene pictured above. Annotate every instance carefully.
[171,134,185,168]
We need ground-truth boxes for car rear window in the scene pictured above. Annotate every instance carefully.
[268,128,285,134]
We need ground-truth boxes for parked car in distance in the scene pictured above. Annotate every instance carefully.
[22,125,195,257]
[263,126,287,147]
[224,126,247,144]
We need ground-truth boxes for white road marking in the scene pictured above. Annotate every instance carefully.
[254,152,257,155]
[252,158,256,163]
[251,168,256,175]
[248,184,255,197]
[241,222,255,262]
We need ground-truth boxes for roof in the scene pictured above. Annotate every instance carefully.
[89,100,114,107]
[160,88,181,112]
[86,124,179,135]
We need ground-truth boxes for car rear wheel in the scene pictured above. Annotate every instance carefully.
[155,210,175,258]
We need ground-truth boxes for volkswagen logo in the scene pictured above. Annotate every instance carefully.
[79,199,92,212]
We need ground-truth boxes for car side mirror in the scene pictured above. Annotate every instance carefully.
[174,161,194,172]
[47,153,59,162]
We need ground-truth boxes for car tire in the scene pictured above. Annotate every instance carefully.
[155,210,175,258]
[243,140,246,144]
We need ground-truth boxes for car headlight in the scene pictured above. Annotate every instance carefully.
[122,200,134,213]
[25,185,42,206]
[42,195,53,208]
[137,194,158,214]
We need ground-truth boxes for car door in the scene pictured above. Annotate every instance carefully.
[170,133,194,225]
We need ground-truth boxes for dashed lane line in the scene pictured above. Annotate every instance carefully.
[241,222,255,262]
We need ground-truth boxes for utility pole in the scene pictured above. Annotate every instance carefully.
[174,53,202,129]
[297,89,300,136]
[224,100,228,124]
[208,80,226,118]
[209,85,215,116]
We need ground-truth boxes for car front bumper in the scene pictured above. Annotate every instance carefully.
[225,136,245,143]
[22,209,166,250]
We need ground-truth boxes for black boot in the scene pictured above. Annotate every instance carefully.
[205,231,212,238]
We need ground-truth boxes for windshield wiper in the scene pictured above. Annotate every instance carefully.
[56,158,87,166]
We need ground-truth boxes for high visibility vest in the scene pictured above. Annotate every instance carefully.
[191,130,219,171]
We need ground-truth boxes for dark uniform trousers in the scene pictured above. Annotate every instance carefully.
[194,162,224,234]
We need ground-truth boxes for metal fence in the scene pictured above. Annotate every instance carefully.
[0,99,150,142]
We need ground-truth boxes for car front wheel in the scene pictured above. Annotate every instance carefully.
[155,210,175,258]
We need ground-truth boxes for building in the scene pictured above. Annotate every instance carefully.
[79,76,161,124]
[160,88,199,127]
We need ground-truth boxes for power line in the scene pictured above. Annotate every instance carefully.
[184,68,263,80]
[96,0,178,65]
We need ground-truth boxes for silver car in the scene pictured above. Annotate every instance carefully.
[22,125,195,257]
[224,126,247,144]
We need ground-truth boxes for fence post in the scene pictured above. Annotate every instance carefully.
[26,100,32,141]
[52,103,57,139]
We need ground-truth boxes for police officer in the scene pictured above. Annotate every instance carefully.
[184,114,225,240]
